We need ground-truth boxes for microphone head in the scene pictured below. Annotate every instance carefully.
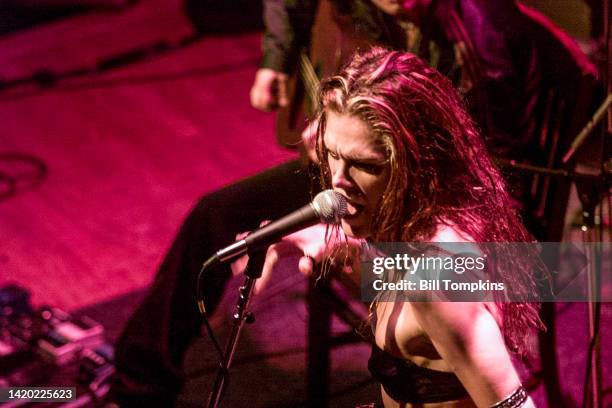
[312,189,347,223]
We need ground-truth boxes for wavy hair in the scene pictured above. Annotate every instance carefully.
[314,47,544,355]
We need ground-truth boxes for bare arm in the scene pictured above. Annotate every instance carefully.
[411,300,534,407]
[407,226,535,407]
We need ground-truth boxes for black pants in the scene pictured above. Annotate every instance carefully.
[110,160,317,405]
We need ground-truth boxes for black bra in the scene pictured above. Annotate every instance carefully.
[368,344,469,403]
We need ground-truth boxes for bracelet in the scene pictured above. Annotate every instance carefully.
[489,386,528,408]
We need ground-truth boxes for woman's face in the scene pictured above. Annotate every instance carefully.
[323,111,390,238]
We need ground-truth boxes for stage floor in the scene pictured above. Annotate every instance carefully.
[0,0,296,310]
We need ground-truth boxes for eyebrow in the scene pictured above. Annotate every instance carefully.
[324,142,387,163]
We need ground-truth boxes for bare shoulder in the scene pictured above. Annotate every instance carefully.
[430,222,473,243]
[413,226,485,316]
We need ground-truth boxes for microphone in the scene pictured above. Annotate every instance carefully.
[214,189,347,264]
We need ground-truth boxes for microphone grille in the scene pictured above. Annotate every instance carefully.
[312,189,347,223]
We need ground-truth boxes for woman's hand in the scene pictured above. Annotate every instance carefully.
[262,223,332,279]
[230,223,331,293]
[231,223,365,293]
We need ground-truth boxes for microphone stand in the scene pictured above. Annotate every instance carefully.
[559,4,610,399]
[574,178,604,408]
[206,249,267,408]
[497,147,610,408]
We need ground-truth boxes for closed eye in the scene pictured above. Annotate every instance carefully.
[352,161,386,175]
[325,145,386,175]
[327,150,340,160]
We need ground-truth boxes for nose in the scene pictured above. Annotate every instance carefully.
[331,160,353,190]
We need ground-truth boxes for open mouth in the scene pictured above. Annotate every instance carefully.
[343,198,365,219]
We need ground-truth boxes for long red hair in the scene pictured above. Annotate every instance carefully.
[315,47,544,354]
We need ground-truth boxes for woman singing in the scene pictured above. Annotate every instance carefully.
[261,47,543,408]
